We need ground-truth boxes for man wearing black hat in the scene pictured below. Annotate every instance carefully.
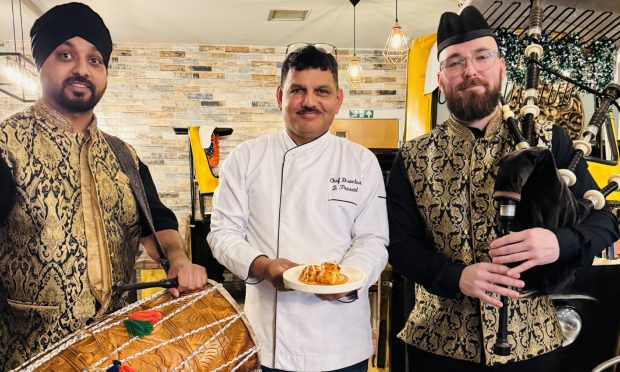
[387,5,618,371]
[0,3,207,369]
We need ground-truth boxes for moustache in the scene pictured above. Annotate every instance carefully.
[298,107,320,114]
[63,76,95,91]
[457,78,488,91]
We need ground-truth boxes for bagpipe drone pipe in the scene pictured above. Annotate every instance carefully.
[490,0,620,356]
[491,85,620,355]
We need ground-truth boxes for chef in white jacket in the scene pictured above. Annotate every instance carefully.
[208,44,389,372]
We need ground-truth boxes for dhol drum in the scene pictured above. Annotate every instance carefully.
[16,280,259,371]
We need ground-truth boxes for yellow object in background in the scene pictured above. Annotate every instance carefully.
[137,268,167,299]
[189,126,219,195]
[587,112,620,201]
[404,33,436,141]
[589,163,620,201]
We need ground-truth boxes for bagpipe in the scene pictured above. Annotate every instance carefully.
[489,0,620,355]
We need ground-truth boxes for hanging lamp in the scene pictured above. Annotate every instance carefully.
[382,0,409,64]
[345,0,364,89]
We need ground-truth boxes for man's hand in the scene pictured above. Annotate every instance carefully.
[249,256,298,290]
[141,229,208,298]
[459,262,524,307]
[489,227,560,276]
[167,253,208,297]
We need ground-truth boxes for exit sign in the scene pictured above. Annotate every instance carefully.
[349,109,374,118]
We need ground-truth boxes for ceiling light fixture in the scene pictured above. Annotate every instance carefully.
[267,9,311,21]
[0,0,38,102]
[382,0,409,64]
[345,0,364,89]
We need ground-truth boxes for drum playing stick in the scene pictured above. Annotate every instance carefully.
[114,278,179,292]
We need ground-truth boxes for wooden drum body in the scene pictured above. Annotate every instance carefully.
[18,280,259,371]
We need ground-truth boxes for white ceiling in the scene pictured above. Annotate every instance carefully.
[4,0,619,51]
[0,0,458,49]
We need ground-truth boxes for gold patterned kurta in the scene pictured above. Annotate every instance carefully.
[398,109,564,365]
[0,101,142,370]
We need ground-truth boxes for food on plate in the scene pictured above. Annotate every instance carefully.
[299,262,348,285]
[299,264,320,283]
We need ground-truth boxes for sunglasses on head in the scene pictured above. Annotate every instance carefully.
[285,42,337,57]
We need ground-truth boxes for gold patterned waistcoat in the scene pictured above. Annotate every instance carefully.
[398,109,564,365]
[0,101,141,370]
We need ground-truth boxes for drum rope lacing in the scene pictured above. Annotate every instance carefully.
[93,287,234,370]
[101,312,241,371]
[20,287,215,371]
[17,284,259,372]
[212,345,259,372]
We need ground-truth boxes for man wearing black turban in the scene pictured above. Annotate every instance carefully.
[30,2,113,71]
[386,5,618,371]
[0,3,207,369]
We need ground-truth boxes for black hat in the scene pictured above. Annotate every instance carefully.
[437,6,494,58]
[30,2,113,71]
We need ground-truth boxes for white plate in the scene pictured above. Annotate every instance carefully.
[282,265,366,294]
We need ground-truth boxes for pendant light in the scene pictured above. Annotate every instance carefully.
[382,0,409,64]
[345,0,364,89]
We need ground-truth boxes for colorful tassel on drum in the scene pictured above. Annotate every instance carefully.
[106,360,135,372]
[123,309,162,338]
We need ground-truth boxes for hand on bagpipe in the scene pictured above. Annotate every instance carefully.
[489,84,620,355]
[487,0,620,354]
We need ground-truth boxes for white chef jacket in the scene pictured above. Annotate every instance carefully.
[208,131,389,371]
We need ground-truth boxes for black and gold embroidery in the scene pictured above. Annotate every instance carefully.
[0,101,142,369]
[398,109,563,365]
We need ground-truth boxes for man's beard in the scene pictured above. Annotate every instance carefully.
[444,74,501,122]
[55,76,105,113]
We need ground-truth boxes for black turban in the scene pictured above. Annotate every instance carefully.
[30,2,112,71]
[437,6,494,57]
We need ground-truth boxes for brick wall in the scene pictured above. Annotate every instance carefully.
[0,41,407,234]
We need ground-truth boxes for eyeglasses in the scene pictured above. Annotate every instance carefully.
[285,42,337,57]
[440,49,500,77]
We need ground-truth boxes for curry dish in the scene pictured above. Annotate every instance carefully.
[299,262,348,285]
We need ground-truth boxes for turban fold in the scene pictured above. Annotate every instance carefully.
[30,2,112,70]
[437,6,494,58]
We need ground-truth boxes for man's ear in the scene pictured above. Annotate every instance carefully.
[276,86,283,110]
[437,72,445,93]
[336,88,344,110]
[499,57,507,81]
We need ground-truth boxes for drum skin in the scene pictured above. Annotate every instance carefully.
[19,281,259,371]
